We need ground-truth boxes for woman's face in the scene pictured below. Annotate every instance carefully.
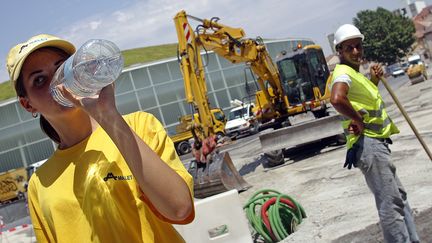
[19,48,72,116]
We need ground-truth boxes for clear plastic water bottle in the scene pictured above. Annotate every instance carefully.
[50,39,124,107]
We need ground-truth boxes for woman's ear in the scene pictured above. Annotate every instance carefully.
[19,96,34,113]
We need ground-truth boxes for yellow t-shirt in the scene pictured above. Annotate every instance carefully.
[27,111,194,243]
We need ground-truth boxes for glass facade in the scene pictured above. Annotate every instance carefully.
[0,38,314,172]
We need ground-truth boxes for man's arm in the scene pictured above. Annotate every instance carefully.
[330,82,364,136]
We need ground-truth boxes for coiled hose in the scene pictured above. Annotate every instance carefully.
[243,189,306,242]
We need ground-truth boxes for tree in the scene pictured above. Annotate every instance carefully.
[353,7,415,64]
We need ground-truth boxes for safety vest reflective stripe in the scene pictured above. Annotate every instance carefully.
[367,104,384,117]
[365,117,391,131]
[341,103,384,121]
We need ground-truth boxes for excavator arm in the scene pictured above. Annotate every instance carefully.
[174,10,288,130]
[174,10,251,198]
[174,11,214,142]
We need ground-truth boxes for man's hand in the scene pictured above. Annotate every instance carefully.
[348,118,364,136]
[370,64,383,85]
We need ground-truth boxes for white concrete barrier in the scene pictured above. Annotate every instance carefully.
[174,190,252,243]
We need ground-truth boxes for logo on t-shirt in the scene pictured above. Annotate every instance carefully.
[103,172,133,181]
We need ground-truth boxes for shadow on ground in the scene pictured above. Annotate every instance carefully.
[283,137,344,163]
[238,138,345,176]
[238,156,266,176]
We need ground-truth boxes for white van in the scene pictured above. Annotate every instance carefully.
[225,102,259,139]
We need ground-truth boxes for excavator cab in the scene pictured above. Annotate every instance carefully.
[276,45,330,107]
[277,53,313,105]
[305,47,330,97]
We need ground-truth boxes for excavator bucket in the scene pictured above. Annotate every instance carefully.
[259,114,344,153]
[188,152,252,199]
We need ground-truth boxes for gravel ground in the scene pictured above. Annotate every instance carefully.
[202,75,432,242]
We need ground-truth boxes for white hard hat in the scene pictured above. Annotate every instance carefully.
[333,24,364,47]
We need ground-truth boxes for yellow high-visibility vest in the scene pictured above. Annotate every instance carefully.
[332,64,399,148]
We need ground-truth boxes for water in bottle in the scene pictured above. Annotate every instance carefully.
[50,39,124,107]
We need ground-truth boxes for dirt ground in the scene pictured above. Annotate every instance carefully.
[205,76,432,242]
[333,207,432,242]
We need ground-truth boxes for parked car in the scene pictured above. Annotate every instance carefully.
[391,66,405,77]
[388,64,405,78]
[401,62,409,72]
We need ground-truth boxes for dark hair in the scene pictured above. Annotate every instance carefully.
[14,47,69,144]
[40,115,61,144]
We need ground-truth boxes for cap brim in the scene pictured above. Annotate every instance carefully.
[11,39,75,83]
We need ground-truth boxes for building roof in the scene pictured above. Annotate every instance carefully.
[413,5,432,39]
[414,5,432,21]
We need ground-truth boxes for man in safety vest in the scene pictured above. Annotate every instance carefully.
[330,24,420,243]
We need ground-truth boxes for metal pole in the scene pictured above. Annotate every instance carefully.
[380,76,432,161]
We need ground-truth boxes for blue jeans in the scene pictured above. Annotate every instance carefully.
[356,136,419,243]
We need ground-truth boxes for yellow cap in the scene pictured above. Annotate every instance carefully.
[6,34,76,84]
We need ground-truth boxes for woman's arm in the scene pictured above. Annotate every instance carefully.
[61,85,193,222]
[98,110,193,222]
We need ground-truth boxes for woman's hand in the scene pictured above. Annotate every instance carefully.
[58,83,118,120]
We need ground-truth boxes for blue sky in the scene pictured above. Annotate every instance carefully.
[1,0,430,83]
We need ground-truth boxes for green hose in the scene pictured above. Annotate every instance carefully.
[243,189,306,242]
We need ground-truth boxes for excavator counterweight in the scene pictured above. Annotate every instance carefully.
[259,114,344,152]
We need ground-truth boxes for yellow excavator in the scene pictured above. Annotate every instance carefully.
[174,11,252,198]
[174,10,342,198]
[406,54,428,84]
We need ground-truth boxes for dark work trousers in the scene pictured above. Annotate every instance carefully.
[356,136,419,243]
